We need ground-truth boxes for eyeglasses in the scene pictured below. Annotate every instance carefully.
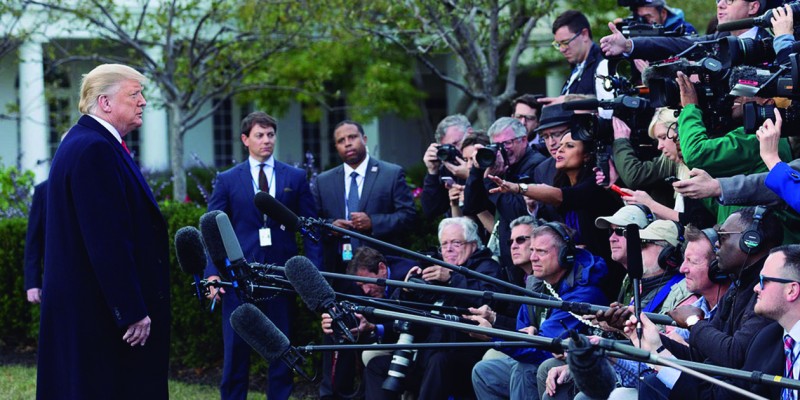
[609,227,626,237]
[759,274,800,290]
[540,128,569,143]
[513,113,537,122]
[439,240,470,252]
[496,136,524,148]
[717,0,741,5]
[507,235,531,246]
[552,31,581,50]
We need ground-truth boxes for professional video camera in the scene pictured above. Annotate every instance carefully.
[728,54,800,99]
[562,95,654,144]
[743,103,800,136]
[614,0,685,38]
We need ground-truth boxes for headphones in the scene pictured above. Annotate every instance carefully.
[739,206,767,254]
[657,221,685,271]
[633,204,655,225]
[543,222,576,269]
[702,227,729,284]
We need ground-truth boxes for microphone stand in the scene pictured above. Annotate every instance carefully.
[350,305,799,398]
[259,265,678,326]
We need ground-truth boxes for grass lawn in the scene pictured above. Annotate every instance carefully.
[0,363,316,399]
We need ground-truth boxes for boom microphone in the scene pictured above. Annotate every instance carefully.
[230,303,313,381]
[567,332,618,400]
[626,223,644,339]
[174,226,207,302]
[284,255,358,343]
[717,2,800,32]
[199,210,228,270]
[254,191,319,241]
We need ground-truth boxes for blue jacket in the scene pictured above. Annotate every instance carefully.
[766,161,800,214]
[664,7,697,35]
[501,248,609,364]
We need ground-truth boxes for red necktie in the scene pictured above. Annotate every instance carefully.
[121,140,131,155]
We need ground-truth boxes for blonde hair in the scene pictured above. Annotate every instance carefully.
[79,64,147,115]
[648,107,678,140]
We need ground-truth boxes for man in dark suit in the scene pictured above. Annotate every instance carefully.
[37,64,170,399]
[203,111,321,400]
[312,120,416,399]
[311,120,416,274]
[24,180,46,304]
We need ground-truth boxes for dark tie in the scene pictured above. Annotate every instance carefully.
[347,171,361,248]
[258,163,269,192]
[785,334,796,400]
[121,140,131,155]
[347,171,360,215]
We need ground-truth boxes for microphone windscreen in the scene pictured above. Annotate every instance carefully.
[717,17,755,32]
[230,303,289,363]
[285,255,334,312]
[174,226,207,275]
[568,334,616,399]
[215,212,244,262]
[199,210,227,269]
[254,191,300,231]
[626,223,643,280]
[562,98,600,111]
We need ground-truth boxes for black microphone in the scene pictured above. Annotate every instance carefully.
[717,2,800,32]
[253,191,319,241]
[230,303,314,381]
[284,255,358,343]
[626,223,644,339]
[199,210,228,271]
[566,331,618,400]
[174,226,207,302]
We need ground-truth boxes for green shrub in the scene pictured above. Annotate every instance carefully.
[0,218,36,346]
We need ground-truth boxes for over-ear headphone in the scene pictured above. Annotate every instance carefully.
[543,222,575,269]
[633,204,655,225]
[702,228,728,284]
[740,206,766,254]
[657,221,685,271]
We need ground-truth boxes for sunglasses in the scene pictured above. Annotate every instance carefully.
[759,274,800,290]
[609,227,626,237]
[508,235,531,246]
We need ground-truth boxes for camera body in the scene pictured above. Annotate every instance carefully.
[475,143,509,169]
[436,144,462,164]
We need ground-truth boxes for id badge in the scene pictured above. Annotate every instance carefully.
[259,228,272,247]
[342,241,353,261]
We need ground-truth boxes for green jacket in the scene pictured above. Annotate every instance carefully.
[678,104,793,224]
[613,138,676,208]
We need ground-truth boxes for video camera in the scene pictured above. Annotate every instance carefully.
[614,0,686,38]
[743,103,800,136]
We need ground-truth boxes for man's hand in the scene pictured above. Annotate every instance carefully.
[600,22,632,57]
[462,313,493,341]
[349,212,372,233]
[667,305,704,329]
[321,312,334,335]
[205,275,225,301]
[633,59,650,74]
[546,364,572,397]
[423,143,441,174]
[676,72,698,107]
[538,95,567,107]
[421,265,452,283]
[612,116,632,140]
[772,4,794,37]
[595,302,633,332]
[331,219,354,236]
[467,304,497,326]
[27,288,42,304]
[123,316,151,346]
[672,168,721,199]
[443,157,470,180]
[757,108,783,170]
[623,313,662,353]
[519,326,539,335]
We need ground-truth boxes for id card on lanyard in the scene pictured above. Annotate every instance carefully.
[253,166,276,247]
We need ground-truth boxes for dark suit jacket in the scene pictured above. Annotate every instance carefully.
[203,159,322,275]
[311,156,416,273]
[38,115,170,399]
[672,321,784,400]
[24,180,46,290]
[564,43,606,96]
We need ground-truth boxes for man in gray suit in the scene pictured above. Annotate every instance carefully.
[312,120,416,399]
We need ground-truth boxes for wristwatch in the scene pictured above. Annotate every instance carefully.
[686,315,701,328]
[518,183,529,194]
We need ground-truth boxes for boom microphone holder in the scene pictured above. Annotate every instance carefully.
[351,305,798,398]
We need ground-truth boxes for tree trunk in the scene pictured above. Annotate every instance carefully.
[169,105,186,201]
[475,99,496,130]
